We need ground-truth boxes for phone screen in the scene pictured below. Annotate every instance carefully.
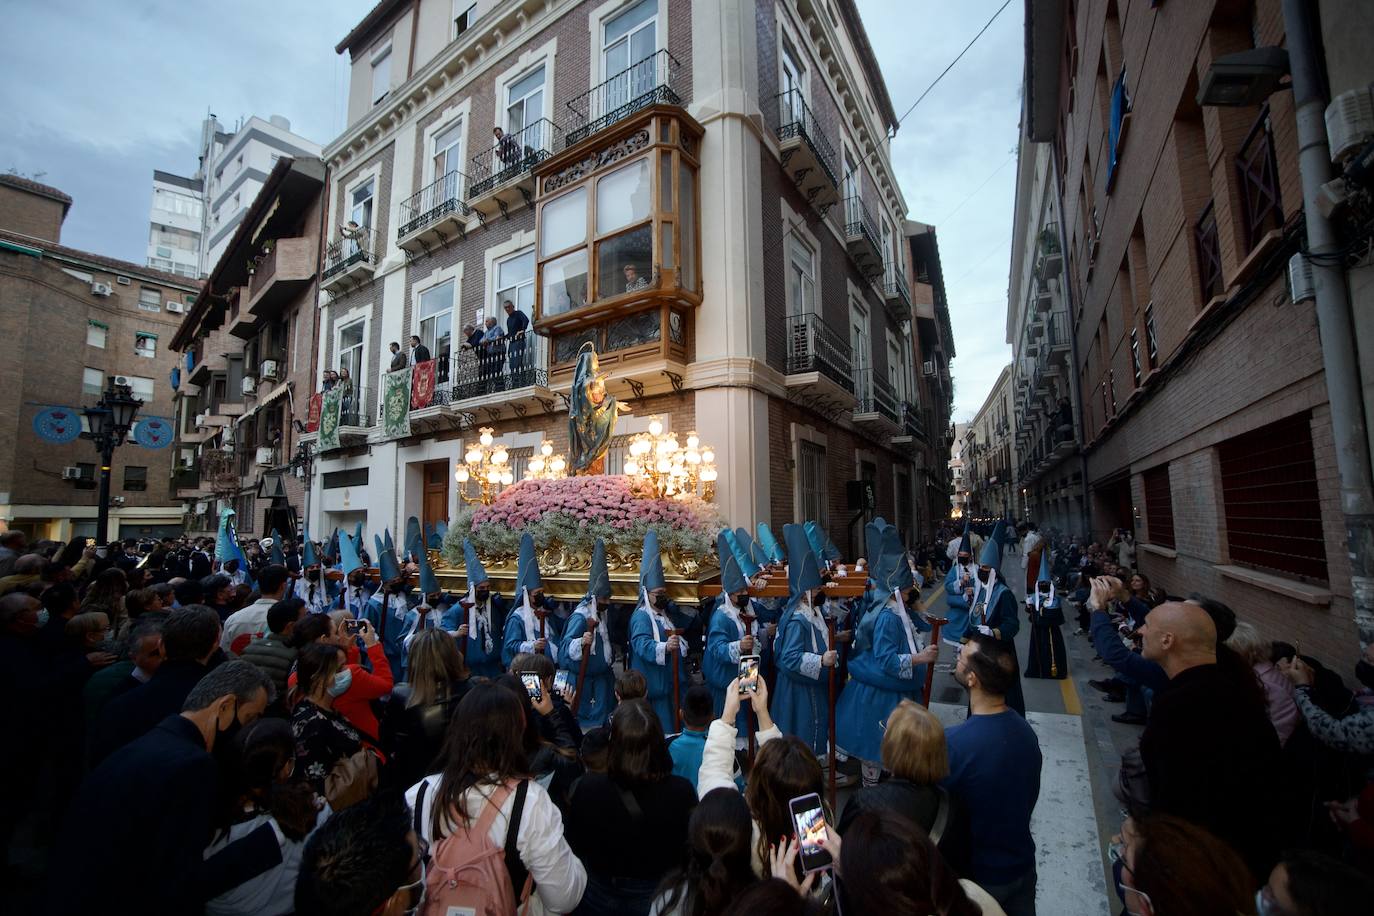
[738,655,760,694]
[344,619,362,634]
[553,669,572,695]
[788,793,833,872]
[520,672,543,702]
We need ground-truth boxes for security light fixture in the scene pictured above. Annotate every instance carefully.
[1197,47,1290,107]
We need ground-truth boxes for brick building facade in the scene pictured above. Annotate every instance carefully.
[304,0,954,557]
[0,174,199,540]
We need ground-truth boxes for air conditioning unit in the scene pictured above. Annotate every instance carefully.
[91,281,113,297]
[260,359,279,380]
[113,375,131,387]
[255,446,275,467]
[241,377,256,396]
[1325,87,1374,164]
[922,360,935,377]
[1288,253,1316,304]
[1034,290,1053,313]
[166,300,185,313]
[62,467,83,480]
[195,412,208,427]
[115,275,132,286]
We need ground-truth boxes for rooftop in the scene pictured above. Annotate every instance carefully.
[0,173,73,216]
[0,226,201,290]
[335,0,407,55]
[153,170,203,193]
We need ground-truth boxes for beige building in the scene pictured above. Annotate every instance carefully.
[962,364,1015,520]
[0,174,199,540]
[948,420,968,519]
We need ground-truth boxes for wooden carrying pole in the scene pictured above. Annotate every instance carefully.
[571,624,593,716]
[669,628,684,731]
[460,601,470,655]
[826,615,838,814]
[741,611,757,762]
[922,618,946,706]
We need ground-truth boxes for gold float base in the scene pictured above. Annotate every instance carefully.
[434,546,720,604]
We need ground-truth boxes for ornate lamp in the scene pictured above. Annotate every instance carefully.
[623,417,717,500]
[455,427,515,505]
[526,439,568,480]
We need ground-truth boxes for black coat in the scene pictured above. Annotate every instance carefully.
[390,349,407,371]
[48,715,281,915]
[90,658,210,764]
[411,344,432,364]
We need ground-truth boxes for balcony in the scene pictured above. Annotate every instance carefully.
[247,237,315,318]
[784,311,857,410]
[1195,199,1223,303]
[322,227,378,294]
[853,369,900,428]
[228,307,257,341]
[332,386,376,447]
[419,335,555,426]
[893,401,926,444]
[547,303,691,399]
[769,90,840,212]
[170,466,206,499]
[1236,105,1283,255]
[466,119,562,220]
[397,172,470,253]
[842,196,883,278]
[1045,311,1072,363]
[881,268,912,323]
[565,50,682,149]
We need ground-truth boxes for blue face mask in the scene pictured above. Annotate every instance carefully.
[327,668,353,697]
[35,609,50,628]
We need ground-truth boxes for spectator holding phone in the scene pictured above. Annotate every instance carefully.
[286,614,392,745]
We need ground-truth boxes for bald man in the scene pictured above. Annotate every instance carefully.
[1137,600,1282,882]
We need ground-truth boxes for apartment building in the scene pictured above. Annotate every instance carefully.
[1023,0,1374,660]
[0,174,199,540]
[962,364,1015,519]
[1006,124,1083,535]
[168,158,327,537]
[949,421,969,519]
[149,115,323,278]
[907,221,957,533]
[304,0,942,554]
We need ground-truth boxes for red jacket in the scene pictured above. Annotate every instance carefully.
[288,641,393,743]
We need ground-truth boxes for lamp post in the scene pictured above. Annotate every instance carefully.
[455,427,516,505]
[83,378,143,546]
[290,440,315,536]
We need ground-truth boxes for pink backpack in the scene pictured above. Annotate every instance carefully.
[414,779,534,916]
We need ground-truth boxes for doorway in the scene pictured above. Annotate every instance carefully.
[422,461,450,536]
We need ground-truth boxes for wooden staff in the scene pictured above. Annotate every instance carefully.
[460,599,471,655]
[668,628,685,731]
[825,614,838,815]
[572,616,594,716]
[922,617,946,706]
[740,609,757,762]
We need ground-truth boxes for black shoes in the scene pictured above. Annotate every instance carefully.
[1111,712,1147,726]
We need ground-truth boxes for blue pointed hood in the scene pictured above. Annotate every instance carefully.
[302,527,318,567]
[375,534,401,583]
[587,538,612,601]
[338,530,363,576]
[1037,548,1052,584]
[462,539,489,589]
[881,525,913,592]
[803,521,828,562]
[863,521,886,573]
[354,521,364,550]
[639,529,666,593]
[268,528,286,565]
[417,545,440,596]
[722,527,760,578]
[405,516,423,561]
[735,528,767,573]
[980,521,1005,568]
[756,523,785,564]
[516,533,543,596]
[383,527,395,556]
[717,530,747,595]
[958,520,972,556]
[783,523,822,601]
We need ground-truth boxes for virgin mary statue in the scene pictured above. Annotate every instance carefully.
[569,342,631,474]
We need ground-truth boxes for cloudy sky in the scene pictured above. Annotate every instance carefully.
[2,0,1020,421]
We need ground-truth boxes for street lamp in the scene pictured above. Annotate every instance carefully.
[455,427,515,505]
[83,377,143,546]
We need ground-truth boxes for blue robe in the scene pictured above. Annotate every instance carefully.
[441,595,508,678]
[557,600,616,729]
[967,580,1026,717]
[333,582,377,620]
[836,601,927,762]
[943,562,978,643]
[293,577,332,615]
[502,603,558,668]
[772,601,830,756]
[704,598,771,732]
[629,603,687,730]
[362,591,417,682]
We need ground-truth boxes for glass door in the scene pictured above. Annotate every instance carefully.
[603,0,657,111]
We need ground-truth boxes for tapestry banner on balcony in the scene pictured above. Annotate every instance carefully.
[307,393,323,432]
[383,367,412,439]
[318,390,341,451]
[411,359,436,410]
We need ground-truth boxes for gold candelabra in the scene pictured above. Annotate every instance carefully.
[526,439,568,480]
[455,427,514,505]
[623,417,718,500]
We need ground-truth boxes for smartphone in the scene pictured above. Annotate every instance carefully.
[553,669,573,695]
[85,538,96,548]
[344,619,362,634]
[737,654,760,694]
[788,792,833,873]
[520,672,543,702]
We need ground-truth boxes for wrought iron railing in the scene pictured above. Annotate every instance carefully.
[565,50,682,147]
[854,369,900,423]
[785,311,853,391]
[248,244,279,299]
[170,467,200,490]
[883,267,911,305]
[1194,198,1223,301]
[769,90,840,188]
[843,195,881,253]
[323,228,377,280]
[332,385,375,429]
[1044,311,1069,348]
[443,335,549,404]
[900,401,925,440]
[398,172,467,239]
[468,119,562,200]
[1236,105,1282,253]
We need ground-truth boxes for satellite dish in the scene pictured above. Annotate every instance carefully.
[340,220,365,240]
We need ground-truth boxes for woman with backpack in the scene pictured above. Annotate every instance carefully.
[564,698,698,915]
[382,628,473,790]
[404,682,587,915]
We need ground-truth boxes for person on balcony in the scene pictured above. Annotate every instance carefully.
[622,263,650,293]
[494,125,521,168]
[479,316,506,391]
[387,341,406,372]
[407,334,430,367]
[503,299,530,376]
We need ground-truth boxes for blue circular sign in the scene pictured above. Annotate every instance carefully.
[33,407,82,444]
[133,417,173,449]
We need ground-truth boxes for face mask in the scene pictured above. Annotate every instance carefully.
[530,593,546,610]
[1356,659,1374,691]
[596,600,610,613]
[475,589,490,603]
[652,593,670,611]
[904,589,918,606]
[306,570,320,582]
[733,593,751,609]
[35,609,49,628]
[216,701,243,750]
[977,569,990,584]
[327,668,353,697]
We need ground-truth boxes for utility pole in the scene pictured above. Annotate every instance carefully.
[1283,0,1374,646]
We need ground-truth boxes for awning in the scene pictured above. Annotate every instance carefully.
[257,472,288,500]
[259,380,291,408]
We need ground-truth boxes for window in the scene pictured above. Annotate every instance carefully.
[87,321,107,349]
[74,462,96,490]
[1105,69,1129,190]
[232,192,241,210]
[123,466,148,492]
[1129,329,1141,384]
[1142,464,1174,549]
[453,1,476,37]
[371,44,392,105]
[1219,413,1327,582]
[887,333,906,403]
[135,333,157,358]
[127,376,155,401]
[350,178,376,230]
[1109,369,1117,412]
[83,367,104,398]
[799,440,828,529]
[496,249,536,317]
[418,280,454,366]
[506,65,546,139]
[602,0,657,82]
[138,288,162,312]
[787,236,816,316]
[431,120,463,187]
[337,318,366,385]
[322,468,370,489]
[779,38,806,122]
[236,155,244,173]
[1144,301,1158,367]
[850,300,871,392]
[843,150,859,203]
[595,159,654,299]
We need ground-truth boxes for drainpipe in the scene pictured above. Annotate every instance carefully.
[1283,0,1374,647]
